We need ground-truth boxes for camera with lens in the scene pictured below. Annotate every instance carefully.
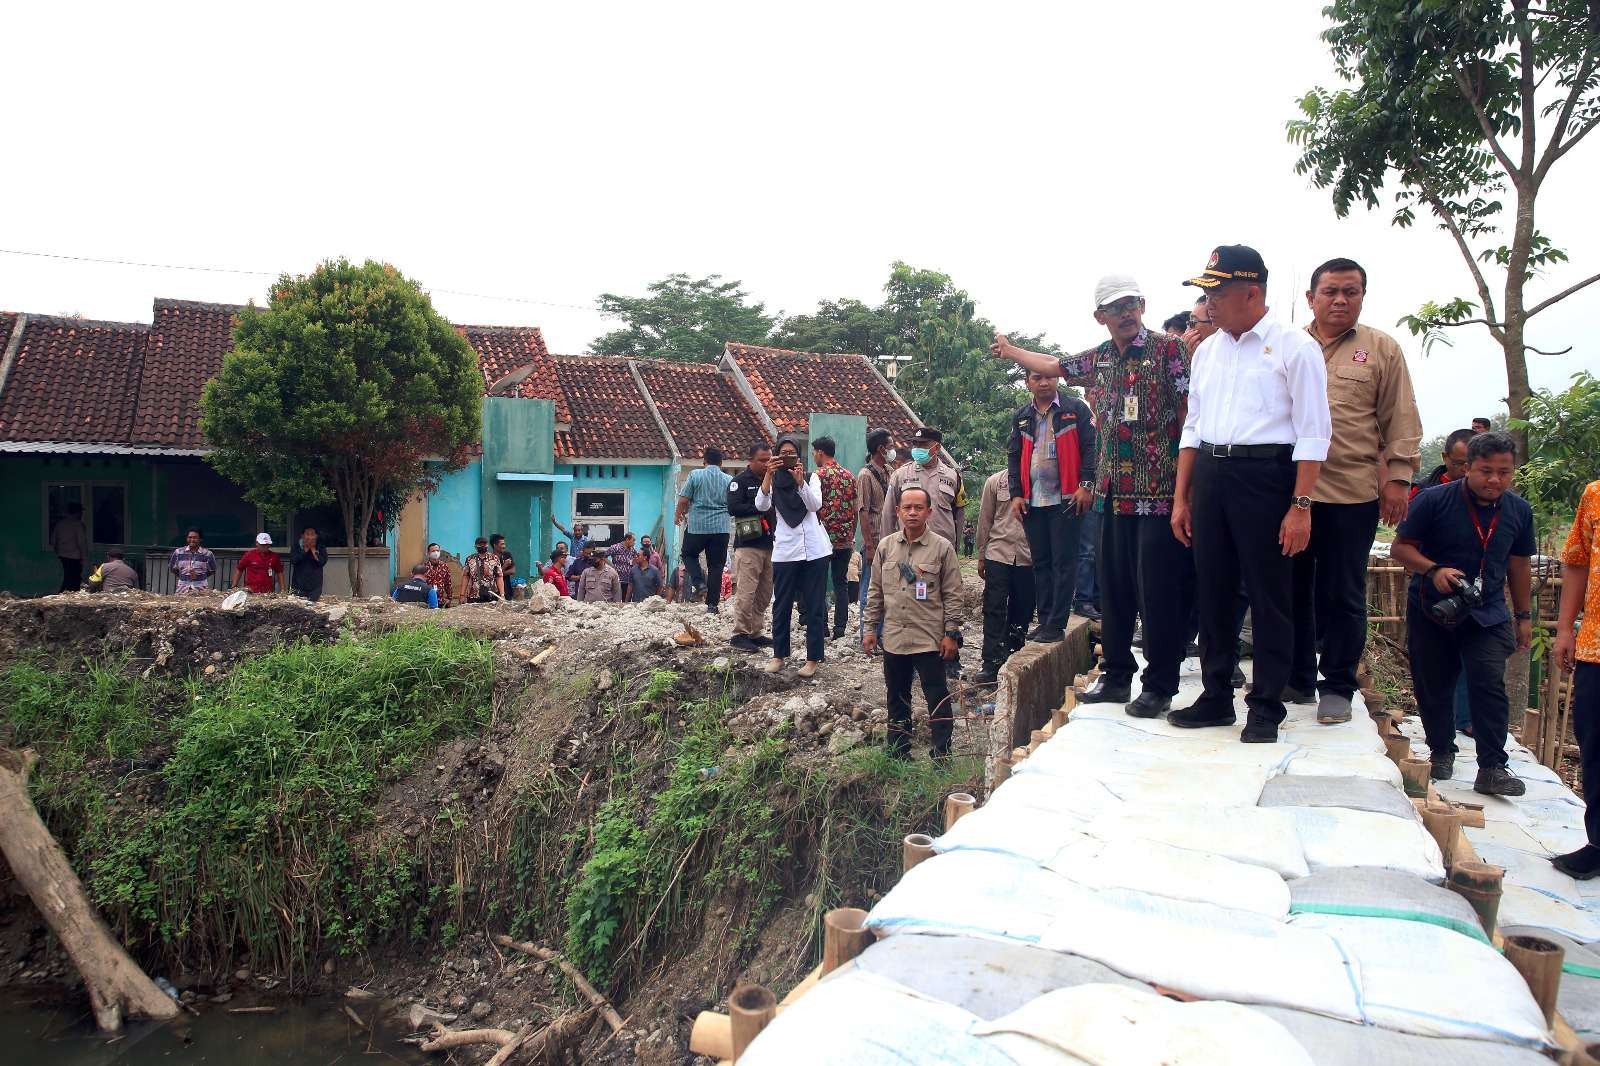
[1428,575,1483,629]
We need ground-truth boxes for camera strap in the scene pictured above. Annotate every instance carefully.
[1461,480,1500,583]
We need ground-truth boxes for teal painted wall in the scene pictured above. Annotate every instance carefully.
[427,460,482,559]
[807,413,868,483]
[482,398,554,479]
[552,463,670,553]
[0,454,166,596]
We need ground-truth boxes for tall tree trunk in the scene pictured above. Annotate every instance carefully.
[0,749,180,1031]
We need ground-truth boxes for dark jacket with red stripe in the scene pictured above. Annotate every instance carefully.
[1007,394,1097,506]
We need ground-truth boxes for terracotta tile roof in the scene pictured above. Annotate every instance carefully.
[724,342,919,442]
[0,315,149,444]
[552,356,671,461]
[634,359,770,459]
[459,324,570,423]
[137,299,241,448]
[0,312,17,355]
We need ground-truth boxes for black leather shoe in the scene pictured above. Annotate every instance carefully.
[1240,718,1279,743]
[1074,604,1101,621]
[1080,678,1132,704]
[1029,628,1064,643]
[1231,665,1247,688]
[971,669,999,685]
[1167,703,1236,729]
[1552,846,1600,880]
[1430,754,1455,781]
[1125,692,1171,719]
[1474,766,1527,797]
[1281,685,1316,706]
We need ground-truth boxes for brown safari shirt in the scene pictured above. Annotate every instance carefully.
[1313,322,1422,505]
[865,528,964,656]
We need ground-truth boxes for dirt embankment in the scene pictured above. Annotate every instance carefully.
[0,588,984,1063]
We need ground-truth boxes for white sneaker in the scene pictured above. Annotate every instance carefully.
[763,658,783,674]
[797,661,818,679]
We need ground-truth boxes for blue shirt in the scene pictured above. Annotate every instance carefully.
[681,465,733,535]
[1396,480,1535,627]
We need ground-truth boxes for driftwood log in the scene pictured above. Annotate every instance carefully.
[0,748,180,1031]
[493,934,626,1035]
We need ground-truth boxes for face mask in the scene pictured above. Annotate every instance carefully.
[911,447,931,464]
[884,448,897,463]
[429,551,440,561]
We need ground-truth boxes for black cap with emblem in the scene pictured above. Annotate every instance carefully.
[1183,245,1268,289]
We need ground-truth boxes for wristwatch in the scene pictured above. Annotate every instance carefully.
[1078,481,1094,490]
[1291,495,1313,510]
[1514,610,1532,620]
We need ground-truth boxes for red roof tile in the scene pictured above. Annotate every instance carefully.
[724,343,919,443]
[552,356,671,461]
[634,359,770,458]
[459,324,570,423]
[0,315,148,443]
[137,299,240,448]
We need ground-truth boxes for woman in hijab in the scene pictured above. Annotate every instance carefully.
[755,435,833,676]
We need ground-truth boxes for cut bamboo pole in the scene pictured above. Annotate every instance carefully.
[902,833,935,873]
[1400,757,1431,798]
[1051,705,1070,729]
[1504,934,1564,1026]
[1383,733,1412,765]
[1029,729,1049,750]
[942,793,976,831]
[1447,860,1504,938]
[690,1012,734,1060]
[822,908,872,975]
[728,984,777,1060]
[1421,806,1461,870]
[991,756,1011,787]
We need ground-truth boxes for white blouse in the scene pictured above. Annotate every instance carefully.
[756,472,834,563]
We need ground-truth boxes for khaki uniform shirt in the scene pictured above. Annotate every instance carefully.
[576,564,623,603]
[976,470,1030,566]
[856,460,890,557]
[866,529,964,655]
[881,458,961,549]
[1314,322,1422,505]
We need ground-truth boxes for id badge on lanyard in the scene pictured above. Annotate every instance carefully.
[914,580,928,600]
[1463,481,1500,587]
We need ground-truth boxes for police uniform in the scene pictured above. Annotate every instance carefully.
[879,429,965,550]
[865,527,964,757]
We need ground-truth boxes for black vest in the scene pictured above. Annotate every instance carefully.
[394,577,431,604]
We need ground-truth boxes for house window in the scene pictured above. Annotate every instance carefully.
[44,481,128,547]
[573,489,628,547]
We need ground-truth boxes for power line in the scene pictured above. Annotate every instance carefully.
[0,247,596,313]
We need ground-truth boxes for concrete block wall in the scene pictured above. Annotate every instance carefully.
[987,618,1094,786]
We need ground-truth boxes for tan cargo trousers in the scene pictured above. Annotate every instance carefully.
[732,546,773,637]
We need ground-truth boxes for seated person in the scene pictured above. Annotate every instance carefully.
[392,563,440,607]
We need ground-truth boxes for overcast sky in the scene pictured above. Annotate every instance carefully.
[3,1,1596,441]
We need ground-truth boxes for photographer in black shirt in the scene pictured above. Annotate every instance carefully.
[1392,432,1535,796]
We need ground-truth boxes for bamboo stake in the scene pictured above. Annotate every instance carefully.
[690,1011,734,1060]
[902,833,935,873]
[729,984,777,1060]
[1400,757,1431,798]
[1446,860,1505,938]
[1050,705,1070,729]
[1503,934,1564,1026]
[1421,806,1461,870]
[822,908,872,975]
[942,793,976,831]
[1383,733,1412,765]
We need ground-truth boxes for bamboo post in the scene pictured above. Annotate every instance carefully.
[821,908,872,976]
[1399,757,1431,798]
[1384,733,1412,765]
[991,755,1012,787]
[1364,689,1387,716]
[1029,729,1049,750]
[728,984,777,1060]
[1446,860,1505,938]
[902,833,935,873]
[1051,705,1070,729]
[1503,934,1564,1026]
[942,793,976,831]
[1421,806,1461,870]
[689,1012,734,1060]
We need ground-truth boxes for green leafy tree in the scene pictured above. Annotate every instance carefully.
[1510,371,1600,526]
[201,259,482,594]
[591,274,775,362]
[769,297,889,359]
[1288,0,1600,451]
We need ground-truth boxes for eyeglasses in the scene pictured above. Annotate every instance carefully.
[1097,297,1142,316]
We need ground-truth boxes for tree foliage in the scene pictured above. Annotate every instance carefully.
[1508,370,1600,525]
[1288,0,1600,436]
[201,259,482,593]
[591,274,775,362]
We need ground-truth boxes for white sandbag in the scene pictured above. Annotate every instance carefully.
[1255,1005,1556,1066]
[737,969,1020,1066]
[867,849,1077,945]
[1284,806,1445,881]
[1038,888,1361,1021]
[1280,748,1404,786]
[1085,802,1309,879]
[974,983,1315,1066]
[1047,837,1291,918]
[934,803,1089,866]
[1498,883,1600,942]
[1289,912,1555,1048]
[982,770,1100,825]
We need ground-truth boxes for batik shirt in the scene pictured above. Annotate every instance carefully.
[1058,328,1189,516]
[816,462,858,550]
[1562,481,1600,665]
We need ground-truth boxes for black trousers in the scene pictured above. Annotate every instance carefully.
[772,556,828,662]
[1022,503,1082,632]
[681,532,728,609]
[1192,450,1296,724]
[1099,512,1194,698]
[1289,500,1379,698]
[981,560,1035,672]
[1409,605,1514,770]
[827,547,852,636]
[1574,663,1600,848]
[59,556,83,593]
[884,649,953,755]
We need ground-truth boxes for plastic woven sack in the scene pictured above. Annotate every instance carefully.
[1288,867,1488,942]
[1258,774,1419,821]
[1085,802,1310,879]
[1284,806,1445,881]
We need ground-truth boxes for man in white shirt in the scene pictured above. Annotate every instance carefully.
[1170,245,1331,743]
